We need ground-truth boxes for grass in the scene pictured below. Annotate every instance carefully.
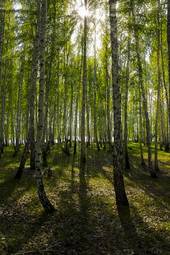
[0,143,170,254]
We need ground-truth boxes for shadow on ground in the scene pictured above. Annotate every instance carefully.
[0,145,169,254]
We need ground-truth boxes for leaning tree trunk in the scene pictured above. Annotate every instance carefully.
[109,0,129,211]
[35,0,54,213]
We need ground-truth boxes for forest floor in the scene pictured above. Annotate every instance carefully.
[0,143,170,255]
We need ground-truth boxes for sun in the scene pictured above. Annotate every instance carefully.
[14,2,22,10]
[77,7,89,18]
[78,6,89,18]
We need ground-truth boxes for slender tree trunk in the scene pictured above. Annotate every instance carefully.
[50,53,59,147]
[86,80,91,147]
[43,71,50,145]
[35,0,54,213]
[154,0,161,172]
[130,0,156,177]
[105,42,111,147]
[123,34,131,170]
[0,4,5,156]
[69,82,73,147]
[0,1,5,63]
[160,21,169,150]
[167,0,170,150]
[29,3,41,170]
[139,95,145,166]
[5,105,9,146]
[56,55,61,144]
[42,47,54,166]
[109,0,129,210]
[63,47,67,140]
[16,1,42,179]
[43,8,56,147]
[160,98,166,149]
[74,51,82,154]
[74,90,79,155]
[81,0,87,163]
[14,56,24,156]
[0,92,5,155]
[93,22,100,151]
[63,47,70,155]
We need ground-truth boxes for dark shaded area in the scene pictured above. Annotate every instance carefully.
[0,145,169,254]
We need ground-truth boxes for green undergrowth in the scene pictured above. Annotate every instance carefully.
[0,143,170,254]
